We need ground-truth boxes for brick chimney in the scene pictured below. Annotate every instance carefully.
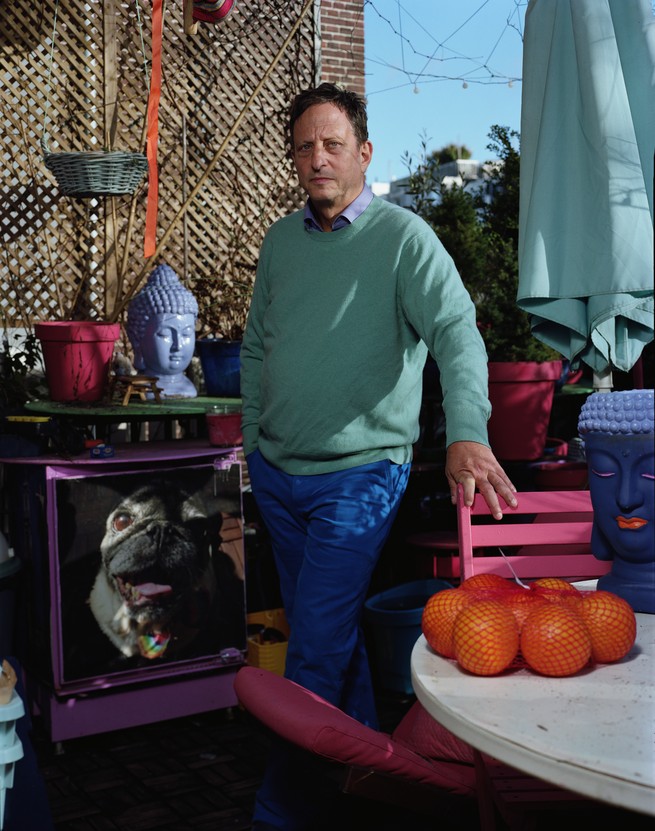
[318,0,365,97]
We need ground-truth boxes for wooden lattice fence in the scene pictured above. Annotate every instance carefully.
[0,0,316,346]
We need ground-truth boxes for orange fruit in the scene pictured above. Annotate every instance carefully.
[529,577,583,610]
[453,600,519,675]
[460,573,513,593]
[421,589,474,658]
[521,604,591,677]
[503,589,548,631]
[530,577,574,591]
[579,591,636,663]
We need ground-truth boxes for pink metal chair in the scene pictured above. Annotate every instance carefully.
[235,666,621,831]
[234,665,477,820]
[456,485,612,583]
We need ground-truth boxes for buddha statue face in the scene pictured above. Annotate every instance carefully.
[579,389,655,613]
[584,434,654,564]
[140,312,196,377]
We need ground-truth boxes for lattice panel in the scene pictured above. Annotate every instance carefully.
[0,0,315,340]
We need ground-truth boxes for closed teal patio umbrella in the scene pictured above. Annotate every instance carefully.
[518,0,654,385]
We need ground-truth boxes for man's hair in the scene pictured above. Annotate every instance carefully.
[287,83,368,150]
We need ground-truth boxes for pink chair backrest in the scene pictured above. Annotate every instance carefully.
[456,485,612,582]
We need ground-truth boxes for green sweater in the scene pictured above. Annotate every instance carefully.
[240,196,490,474]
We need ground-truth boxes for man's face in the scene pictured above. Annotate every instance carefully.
[291,102,372,223]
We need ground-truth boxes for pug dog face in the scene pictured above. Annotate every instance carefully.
[89,481,218,660]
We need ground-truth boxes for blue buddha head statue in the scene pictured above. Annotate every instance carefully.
[578,389,654,613]
[126,264,199,398]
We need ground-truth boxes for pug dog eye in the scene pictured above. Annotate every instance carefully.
[112,512,134,532]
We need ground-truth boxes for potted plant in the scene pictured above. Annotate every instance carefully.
[0,329,46,412]
[192,264,255,398]
[405,127,562,461]
[0,328,51,455]
[34,319,121,404]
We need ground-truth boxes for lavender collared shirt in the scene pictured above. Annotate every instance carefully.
[303,184,375,232]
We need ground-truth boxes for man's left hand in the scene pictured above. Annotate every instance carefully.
[445,440,517,520]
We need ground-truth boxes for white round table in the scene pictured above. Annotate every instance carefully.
[411,613,655,816]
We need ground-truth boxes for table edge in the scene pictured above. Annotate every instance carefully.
[410,634,655,817]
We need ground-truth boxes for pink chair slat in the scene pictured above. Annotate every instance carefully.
[460,522,594,548]
[471,490,593,515]
[456,486,612,583]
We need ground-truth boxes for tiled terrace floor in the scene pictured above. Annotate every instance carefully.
[22,686,653,831]
[27,688,447,831]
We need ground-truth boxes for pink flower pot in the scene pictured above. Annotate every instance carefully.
[35,321,120,403]
[487,361,563,461]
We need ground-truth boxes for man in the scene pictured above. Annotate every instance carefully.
[240,83,516,829]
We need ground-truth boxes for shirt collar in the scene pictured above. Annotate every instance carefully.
[303,184,374,232]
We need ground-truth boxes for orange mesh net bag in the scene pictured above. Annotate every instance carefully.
[421,576,636,677]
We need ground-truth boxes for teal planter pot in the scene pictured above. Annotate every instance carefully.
[364,578,452,695]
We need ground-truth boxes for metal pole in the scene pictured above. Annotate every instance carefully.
[592,367,613,392]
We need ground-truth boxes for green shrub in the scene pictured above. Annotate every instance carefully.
[405,126,561,362]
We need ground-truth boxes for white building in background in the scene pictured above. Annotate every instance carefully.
[370,181,390,198]
[372,158,500,209]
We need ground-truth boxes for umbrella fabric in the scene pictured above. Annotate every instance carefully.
[518,0,654,374]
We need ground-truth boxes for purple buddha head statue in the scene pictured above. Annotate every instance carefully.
[578,389,654,613]
[126,264,199,398]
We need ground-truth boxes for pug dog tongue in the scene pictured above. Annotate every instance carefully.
[136,582,173,598]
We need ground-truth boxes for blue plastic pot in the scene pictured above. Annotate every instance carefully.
[364,578,452,695]
[196,338,241,397]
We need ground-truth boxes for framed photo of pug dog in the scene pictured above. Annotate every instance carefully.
[48,459,246,690]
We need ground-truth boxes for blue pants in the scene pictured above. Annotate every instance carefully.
[247,450,410,829]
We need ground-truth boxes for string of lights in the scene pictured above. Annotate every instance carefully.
[365,0,527,94]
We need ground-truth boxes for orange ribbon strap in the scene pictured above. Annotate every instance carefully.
[144,0,163,258]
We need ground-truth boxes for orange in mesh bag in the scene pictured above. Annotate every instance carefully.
[421,588,474,659]
[529,576,585,611]
[520,603,592,676]
[422,576,523,661]
[421,575,637,677]
[453,600,519,676]
[579,590,637,663]
[503,589,549,630]
[458,573,512,593]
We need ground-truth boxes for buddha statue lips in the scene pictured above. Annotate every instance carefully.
[616,516,648,531]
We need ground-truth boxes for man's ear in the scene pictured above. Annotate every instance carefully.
[360,140,373,171]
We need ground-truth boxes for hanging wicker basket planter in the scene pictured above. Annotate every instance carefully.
[41,0,150,200]
[44,149,148,198]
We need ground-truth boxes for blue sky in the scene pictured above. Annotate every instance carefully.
[364,0,527,184]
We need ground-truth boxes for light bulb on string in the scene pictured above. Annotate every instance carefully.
[462,81,468,89]
[413,84,420,94]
